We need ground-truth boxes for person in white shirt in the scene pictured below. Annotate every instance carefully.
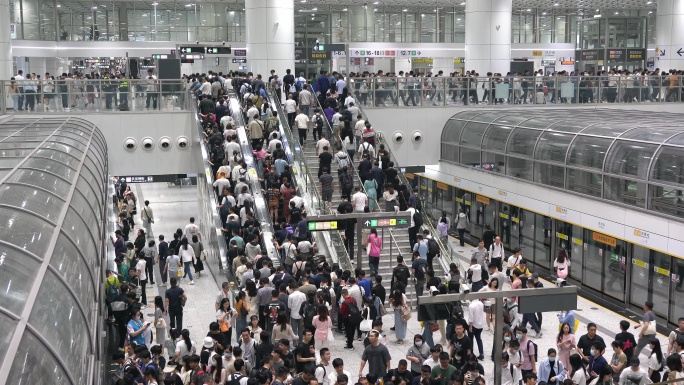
[135,257,148,305]
[489,236,505,272]
[294,109,310,145]
[179,238,196,284]
[423,346,441,368]
[344,94,354,108]
[145,69,158,109]
[284,94,298,127]
[199,77,212,96]
[468,298,486,360]
[351,187,368,213]
[288,283,307,345]
[316,348,335,385]
[331,111,342,127]
[357,141,375,161]
[184,217,202,241]
[316,136,330,156]
[354,117,365,146]
[327,358,351,385]
[268,137,283,153]
[298,85,313,116]
[502,352,522,385]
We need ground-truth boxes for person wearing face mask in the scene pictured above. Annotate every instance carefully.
[407,334,431,376]
[502,352,522,385]
[538,348,567,385]
[508,340,524,371]
[127,307,152,348]
[588,342,608,382]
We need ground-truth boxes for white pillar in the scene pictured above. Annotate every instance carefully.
[432,58,454,76]
[656,0,684,71]
[0,0,13,79]
[465,0,512,75]
[245,0,294,84]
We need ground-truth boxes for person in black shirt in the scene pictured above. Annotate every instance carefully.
[615,320,637,361]
[295,329,316,373]
[482,225,496,251]
[385,359,414,384]
[255,330,274,367]
[373,276,386,305]
[392,256,411,294]
[318,146,333,178]
[278,339,296,373]
[164,277,186,331]
[289,202,302,226]
[199,94,215,117]
[337,195,353,216]
[207,322,229,353]
[292,364,316,385]
[450,323,472,369]
[577,323,605,364]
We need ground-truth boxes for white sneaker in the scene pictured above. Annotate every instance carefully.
[158,283,166,287]
[189,281,195,285]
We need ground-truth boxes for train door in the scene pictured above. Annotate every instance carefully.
[456,189,473,239]
[500,204,512,249]
[554,220,578,279]
[630,246,672,320]
[534,215,552,268]
[473,195,494,241]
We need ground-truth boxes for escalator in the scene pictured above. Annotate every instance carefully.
[192,93,277,287]
[264,87,353,271]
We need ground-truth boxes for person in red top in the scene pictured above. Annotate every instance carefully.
[339,288,358,350]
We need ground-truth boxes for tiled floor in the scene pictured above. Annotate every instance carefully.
[128,182,668,384]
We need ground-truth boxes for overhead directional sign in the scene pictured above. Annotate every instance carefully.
[362,217,410,229]
[152,54,169,60]
[179,46,205,54]
[181,53,204,60]
[399,165,426,174]
[232,58,247,63]
[233,49,247,57]
[307,220,339,231]
[206,47,232,54]
[679,48,684,57]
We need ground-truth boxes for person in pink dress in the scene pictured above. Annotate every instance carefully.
[557,322,577,370]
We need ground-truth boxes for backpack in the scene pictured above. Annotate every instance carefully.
[107,278,119,300]
[337,153,350,169]
[316,364,328,380]
[315,115,324,130]
[228,373,243,385]
[413,210,424,228]
[301,302,318,328]
[348,299,362,324]
[450,301,464,320]
[318,286,332,305]
[296,78,303,90]
[361,143,371,158]
[427,237,440,255]
[341,173,354,191]
[526,339,538,363]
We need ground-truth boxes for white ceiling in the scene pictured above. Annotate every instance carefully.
[300,0,656,9]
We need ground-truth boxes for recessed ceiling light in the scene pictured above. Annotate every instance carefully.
[312,7,317,10]
[373,1,379,4]
[56,3,61,7]
[152,2,158,5]
[542,12,547,15]
[554,3,559,6]
[342,8,347,11]
[185,3,192,7]
[402,8,407,11]
[648,11,653,14]
[460,2,465,5]
[526,9,531,12]
[646,1,652,3]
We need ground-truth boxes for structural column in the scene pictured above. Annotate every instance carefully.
[245,0,294,83]
[656,0,684,71]
[465,0,512,75]
[0,0,13,79]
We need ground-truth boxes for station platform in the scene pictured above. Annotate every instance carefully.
[113,183,670,384]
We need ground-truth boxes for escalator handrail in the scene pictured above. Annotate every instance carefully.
[226,94,278,264]
[191,94,229,274]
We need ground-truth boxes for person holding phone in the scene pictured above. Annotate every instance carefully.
[128,307,152,348]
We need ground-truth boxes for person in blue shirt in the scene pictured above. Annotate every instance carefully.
[588,341,608,382]
[413,235,428,260]
[538,348,567,385]
[358,270,372,299]
[558,311,576,333]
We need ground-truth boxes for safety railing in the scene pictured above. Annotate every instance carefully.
[226,94,278,264]
[191,93,230,280]
[3,78,190,113]
[347,75,684,108]
[349,93,465,273]
[265,86,353,271]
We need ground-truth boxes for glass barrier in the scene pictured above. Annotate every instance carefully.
[2,79,190,114]
[347,75,684,108]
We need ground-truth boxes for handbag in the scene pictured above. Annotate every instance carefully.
[401,303,412,322]
[360,309,373,332]
[366,243,372,256]
[220,320,230,333]
[429,322,439,332]
[326,330,334,342]
[643,320,657,335]
[200,250,206,261]
[155,317,167,329]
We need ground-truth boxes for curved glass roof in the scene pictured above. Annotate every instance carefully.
[441,110,684,219]
[0,117,107,385]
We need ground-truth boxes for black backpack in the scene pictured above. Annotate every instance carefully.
[315,115,324,130]
[427,237,440,255]
[348,300,362,323]
[361,143,371,158]
[301,302,318,329]
[526,339,538,362]
[341,173,354,191]
[228,373,243,385]
[413,210,424,228]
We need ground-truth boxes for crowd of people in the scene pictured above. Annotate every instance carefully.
[102,69,684,385]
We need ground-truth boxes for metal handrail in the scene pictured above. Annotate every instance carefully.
[224,93,278,264]
[265,86,353,271]
[347,74,683,107]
